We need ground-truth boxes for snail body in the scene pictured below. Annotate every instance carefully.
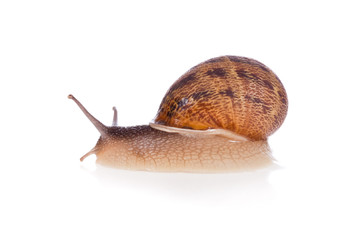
[69,56,288,172]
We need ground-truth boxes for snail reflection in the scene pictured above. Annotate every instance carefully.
[69,56,287,172]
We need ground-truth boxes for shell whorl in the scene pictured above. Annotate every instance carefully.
[154,56,288,140]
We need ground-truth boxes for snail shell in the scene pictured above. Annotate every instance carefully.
[69,56,287,172]
[152,56,287,140]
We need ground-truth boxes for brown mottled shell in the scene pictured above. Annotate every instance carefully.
[153,56,288,140]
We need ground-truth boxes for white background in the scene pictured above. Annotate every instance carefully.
[1,0,359,239]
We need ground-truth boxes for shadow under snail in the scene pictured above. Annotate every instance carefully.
[69,56,288,172]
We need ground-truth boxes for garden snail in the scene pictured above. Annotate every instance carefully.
[69,56,288,172]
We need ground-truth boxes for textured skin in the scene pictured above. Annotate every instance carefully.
[154,56,288,140]
[93,126,273,172]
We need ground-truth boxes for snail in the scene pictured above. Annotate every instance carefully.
[69,55,288,172]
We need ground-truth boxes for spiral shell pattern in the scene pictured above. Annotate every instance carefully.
[154,56,288,140]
